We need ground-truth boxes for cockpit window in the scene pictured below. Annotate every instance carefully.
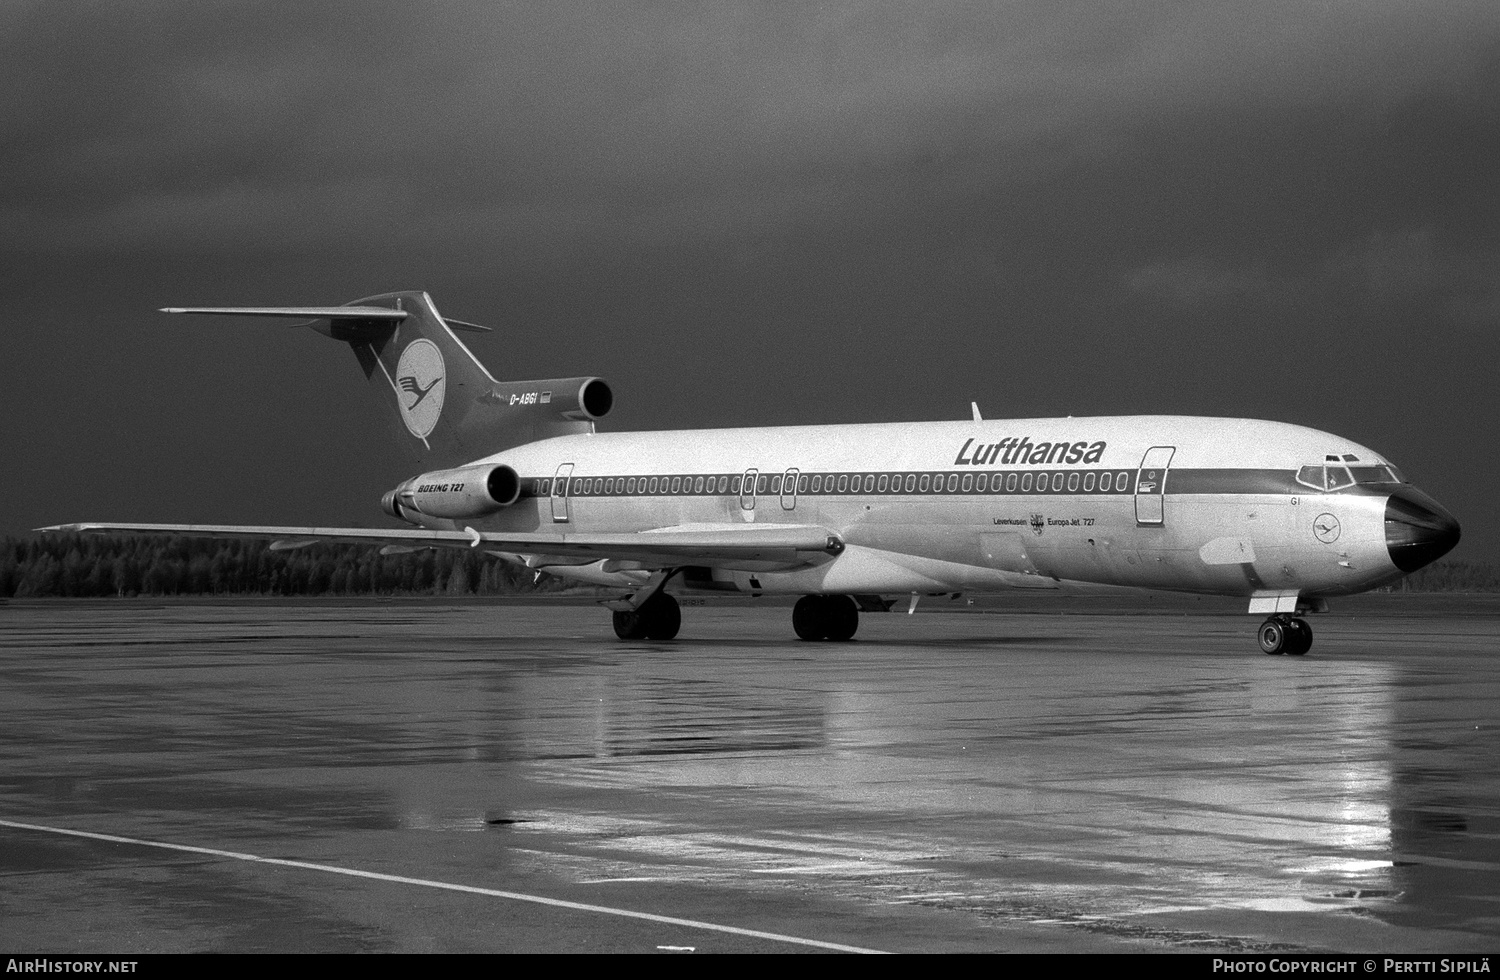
[1324,465,1354,490]
[1297,460,1405,490]
[1349,465,1402,484]
[1290,459,1350,486]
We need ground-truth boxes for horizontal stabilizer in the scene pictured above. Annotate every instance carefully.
[160,306,487,331]
[160,306,409,321]
[440,317,492,333]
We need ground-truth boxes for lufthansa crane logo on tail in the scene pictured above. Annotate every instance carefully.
[394,338,445,440]
[399,375,440,406]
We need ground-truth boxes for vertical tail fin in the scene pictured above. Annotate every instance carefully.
[162,290,613,468]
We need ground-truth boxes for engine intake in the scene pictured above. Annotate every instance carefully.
[574,377,613,420]
[383,463,521,522]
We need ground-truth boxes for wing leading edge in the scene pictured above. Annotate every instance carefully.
[40,522,844,571]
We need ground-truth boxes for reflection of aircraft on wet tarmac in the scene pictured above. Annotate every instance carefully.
[44,291,1460,655]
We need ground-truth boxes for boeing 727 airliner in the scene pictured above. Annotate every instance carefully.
[45,291,1461,655]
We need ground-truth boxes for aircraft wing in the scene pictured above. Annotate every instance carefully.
[40,522,844,571]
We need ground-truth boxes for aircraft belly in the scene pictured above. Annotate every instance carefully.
[755,545,1058,594]
[483,488,1403,599]
[842,522,987,565]
[1090,495,1302,594]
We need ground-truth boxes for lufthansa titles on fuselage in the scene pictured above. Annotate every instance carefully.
[954,437,1107,467]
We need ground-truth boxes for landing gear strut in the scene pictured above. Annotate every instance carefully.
[613,591,681,641]
[1258,615,1312,656]
[792,594,860,641]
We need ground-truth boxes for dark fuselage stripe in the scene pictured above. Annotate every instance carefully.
[520,469,1401,500]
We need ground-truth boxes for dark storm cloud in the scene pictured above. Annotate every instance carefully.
[8,2,1495,259]
[4,1,1499,554]
[1130,228,1500,327]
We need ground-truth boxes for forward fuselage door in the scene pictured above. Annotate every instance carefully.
[1134,446,1175,526]
[551,462,574,523]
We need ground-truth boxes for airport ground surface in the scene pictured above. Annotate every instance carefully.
[1,594,1498,954]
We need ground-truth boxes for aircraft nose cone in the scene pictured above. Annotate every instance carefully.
[1386,487,1461,573]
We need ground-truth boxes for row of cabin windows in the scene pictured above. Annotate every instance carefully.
[531,469,1141,499]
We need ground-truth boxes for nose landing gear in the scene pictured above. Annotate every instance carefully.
[1258,615,1312,656]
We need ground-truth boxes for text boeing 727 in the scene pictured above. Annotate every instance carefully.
[45,291,1461,655]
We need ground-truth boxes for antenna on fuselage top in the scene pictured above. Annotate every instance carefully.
[971,402,983,421]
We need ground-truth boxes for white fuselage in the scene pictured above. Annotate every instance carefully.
[416,415,1419,602]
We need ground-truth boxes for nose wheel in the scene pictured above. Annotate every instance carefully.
[1258,615,1312,656]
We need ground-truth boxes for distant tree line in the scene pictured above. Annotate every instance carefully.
[1,534,1494,598]
[1395,558,1500,593]
[0,534,565,598]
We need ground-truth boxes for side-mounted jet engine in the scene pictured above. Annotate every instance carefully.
[382,463,522,522]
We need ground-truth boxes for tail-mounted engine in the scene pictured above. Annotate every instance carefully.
[382,463,521,523]
[455,375,613,453]
[481,376,613,421]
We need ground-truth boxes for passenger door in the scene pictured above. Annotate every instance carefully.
[781,467,800,511]
[740,468,758,512]
[1135,446,1175,526]
[551,463,574,523]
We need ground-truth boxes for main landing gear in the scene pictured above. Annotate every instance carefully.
[1258,615,1312,656]
[612,591,681,641]
[792,594,860,642]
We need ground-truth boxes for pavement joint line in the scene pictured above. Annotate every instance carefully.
[0,817,886,954]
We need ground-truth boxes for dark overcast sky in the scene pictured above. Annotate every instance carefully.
[4,2,1498,559]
